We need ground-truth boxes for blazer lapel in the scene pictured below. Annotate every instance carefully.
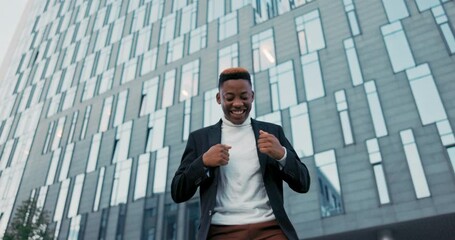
[208,120,222,178]
[251,119,267,175]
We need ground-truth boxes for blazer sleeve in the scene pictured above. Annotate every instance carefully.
[277,126,311,193]
[171,132,211,203]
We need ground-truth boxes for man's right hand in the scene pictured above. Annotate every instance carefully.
[202,144,232,167]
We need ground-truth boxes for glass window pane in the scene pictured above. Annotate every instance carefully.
[381,22,415,73]
[162,70,176,108]
[301,52,324,101]
[135,153,150,200]
[290,103,314,157]
[153,147,169,193]
[400,129,431,199]
[314,149,344,217]
[381,0,409,22]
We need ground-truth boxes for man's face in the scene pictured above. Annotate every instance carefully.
[216,79,254,125]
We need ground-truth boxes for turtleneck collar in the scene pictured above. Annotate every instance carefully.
[221,116,251,127]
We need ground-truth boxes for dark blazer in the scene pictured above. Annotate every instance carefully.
[171,119,310,240]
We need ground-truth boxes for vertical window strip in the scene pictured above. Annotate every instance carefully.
[149,109,166,152]
[204,88,222,127]
[111,158,132,206]
[93,167,105,211]
[301,52,325,101]
[54,178,70,222]
[59,143,74,181]
[86,133,102,173]
[68,174,85,218]
[342,0,361,36]
[62,87,77,111]
[343,38,363,86]
[431,6,455,54]
[43,121,55,154]
[99,69,114,94]
[51,117,66,151]
[67,215,82,240]
[46,149,61,185]
[405,64,447,125]
[366,138,391,204]
[162,70,176,109]
[314,149,344,217]
[290,102,314,157]
[400,129,431,199]
[153,146,169,193]
[99,96,113,132]
[121,58,138,84]
[364,81,388,137]
[134,153,150,200]
[141,47,158,75]
[113,90,129,127]
[112,121,133,163]
[159,13,176,44]
[183,99,191,141]
[140,77,159,116]
[80,105,92,140]
[335,90,354,145]
[180,59,200,102]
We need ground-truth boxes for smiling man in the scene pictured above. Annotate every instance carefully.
[171,67,310,240]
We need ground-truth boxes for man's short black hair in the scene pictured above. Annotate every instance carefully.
[218,67,252,89]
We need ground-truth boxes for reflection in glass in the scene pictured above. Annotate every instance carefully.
[315,149,344,217]
[252,29,276,72]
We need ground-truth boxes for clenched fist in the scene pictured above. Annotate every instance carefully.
[257,130,285,160]
[202,144,232,167]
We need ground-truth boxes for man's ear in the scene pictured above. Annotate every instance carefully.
[216,92,221,104]
[251,91,255,101]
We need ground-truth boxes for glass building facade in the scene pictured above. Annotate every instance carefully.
[0,0,454,239]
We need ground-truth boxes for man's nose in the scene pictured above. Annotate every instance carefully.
[232,98,242,106]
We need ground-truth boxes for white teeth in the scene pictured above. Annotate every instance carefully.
[232,110,244,115]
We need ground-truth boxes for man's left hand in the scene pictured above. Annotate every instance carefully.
[258,130,285,160]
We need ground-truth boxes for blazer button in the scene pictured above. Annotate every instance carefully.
[208,210,212,216]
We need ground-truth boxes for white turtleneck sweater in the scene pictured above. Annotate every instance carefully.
[211,117,276,225]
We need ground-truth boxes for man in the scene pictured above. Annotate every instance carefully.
[171,67,310,240]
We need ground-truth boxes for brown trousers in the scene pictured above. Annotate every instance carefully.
[207,219,288,240]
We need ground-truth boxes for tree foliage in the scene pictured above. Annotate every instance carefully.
[3,199,53,240]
